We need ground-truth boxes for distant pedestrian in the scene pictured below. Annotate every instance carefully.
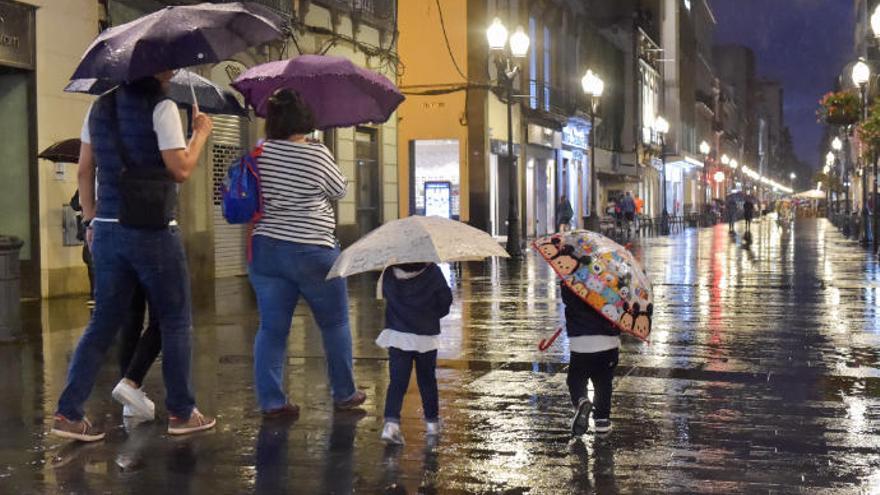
[249,89,365,419]
[743,197,755,232]
[634,194,644,230]
[377,262,453,445]
[726,195,737,233]
[620,191,636,238]
[562,282,619,436]
[556,195,574,232]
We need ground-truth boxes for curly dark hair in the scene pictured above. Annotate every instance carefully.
[265,89,315,139]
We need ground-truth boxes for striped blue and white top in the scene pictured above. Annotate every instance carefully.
[253,139,346,248]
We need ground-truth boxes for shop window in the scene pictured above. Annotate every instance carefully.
[410,140,460,219]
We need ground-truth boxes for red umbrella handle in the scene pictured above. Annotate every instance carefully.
[538,327,564,351]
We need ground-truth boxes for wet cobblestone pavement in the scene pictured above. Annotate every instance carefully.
[3,217,880,494]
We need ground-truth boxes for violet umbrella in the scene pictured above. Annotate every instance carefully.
[70,2,284,84]
[231,55,404,129]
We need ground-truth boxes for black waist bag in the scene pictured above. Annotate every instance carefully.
[118,167,177,229]
[109,91,178,229]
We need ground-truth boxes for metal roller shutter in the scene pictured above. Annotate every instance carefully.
[211,115,247,278]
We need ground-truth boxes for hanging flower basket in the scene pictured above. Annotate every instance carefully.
[817,91,861,126]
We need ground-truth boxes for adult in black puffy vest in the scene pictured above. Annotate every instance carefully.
[51,72,216,442]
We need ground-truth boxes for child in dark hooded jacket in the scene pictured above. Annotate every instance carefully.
[376,262,453,445]
[562,281,620,436]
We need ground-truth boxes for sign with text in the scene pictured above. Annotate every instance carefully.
[424,181,452,219]
[0,0,35,70]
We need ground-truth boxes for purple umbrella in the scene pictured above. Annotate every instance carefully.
[231,55,404,129]
[71,2,284,83]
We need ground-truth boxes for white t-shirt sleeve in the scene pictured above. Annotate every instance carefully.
[152,100,187,150]
[80,99,185,150]
[80,104,93,144]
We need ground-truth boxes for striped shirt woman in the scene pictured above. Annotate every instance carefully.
[248,89,366,419]
[254,139,346,248]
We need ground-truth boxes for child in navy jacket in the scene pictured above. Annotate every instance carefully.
[376,262,453,445]
[562,281,621,436]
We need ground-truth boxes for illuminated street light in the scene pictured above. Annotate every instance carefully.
[486,18,508,51]
[730,159,738,169]
[487,18,530,257]
[721,154,730,166]
[509,27,530,58]
[832,137,843,151]
[872,3,880,38]
[699,141,710,155]
[582,69,604,233]
[853,59,870,87]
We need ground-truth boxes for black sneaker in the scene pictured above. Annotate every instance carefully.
[594,418,612,434]
[571,398,592,436]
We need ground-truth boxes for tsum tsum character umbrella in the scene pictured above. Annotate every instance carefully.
[533,231,654,342]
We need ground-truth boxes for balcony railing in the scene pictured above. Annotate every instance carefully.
[310,0,396,27]
[149,1,293,17]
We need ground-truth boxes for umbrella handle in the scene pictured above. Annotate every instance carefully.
[538,327,564,351]
[188,72,200,115]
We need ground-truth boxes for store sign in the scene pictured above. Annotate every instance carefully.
[562,124,588,150]
[527,124,562,149]
[490,139,521,157]
[424,181,452,219]
[0,0,35,70]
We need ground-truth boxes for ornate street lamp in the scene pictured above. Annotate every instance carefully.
[487,18,529,258]
[853,59,871,246]
[582,69,605,232]
[653,116,670,234]
[699,140,711,225]
[831,136,845,217]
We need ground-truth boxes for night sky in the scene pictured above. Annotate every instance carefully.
[710,0,854,171]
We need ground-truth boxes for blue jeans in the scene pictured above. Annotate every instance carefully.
[57,222,195,420]
[384,348,438,422]
[248,235,356,411]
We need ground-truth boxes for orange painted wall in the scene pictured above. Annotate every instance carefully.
[397,0,470,221]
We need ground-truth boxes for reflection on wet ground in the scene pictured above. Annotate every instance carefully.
[2,218,880,493]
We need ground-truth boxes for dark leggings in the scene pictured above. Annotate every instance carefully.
[566,348,619,420]
[118,285,162,386]
[384,348,438,422]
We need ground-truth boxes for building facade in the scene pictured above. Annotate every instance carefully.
[12,0,400,299]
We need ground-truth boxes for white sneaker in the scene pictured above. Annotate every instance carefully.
[112,380,155,420]
[425,421,441,436]
[381,421,405,445]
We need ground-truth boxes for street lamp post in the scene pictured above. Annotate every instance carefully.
[654,116,670,235]
[488,18,529,258]
[853,59,871,246]
[729,159,738,201]
[832,136,844,217]
[582,69,605,232]
[825,151,835,217]
[720,154,730,202]
[699,140,711,226]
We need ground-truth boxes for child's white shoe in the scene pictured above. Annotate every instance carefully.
[381,421,405,445]
[425,421,441,436]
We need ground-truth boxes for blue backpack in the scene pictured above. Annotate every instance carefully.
[222,144,264,225]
